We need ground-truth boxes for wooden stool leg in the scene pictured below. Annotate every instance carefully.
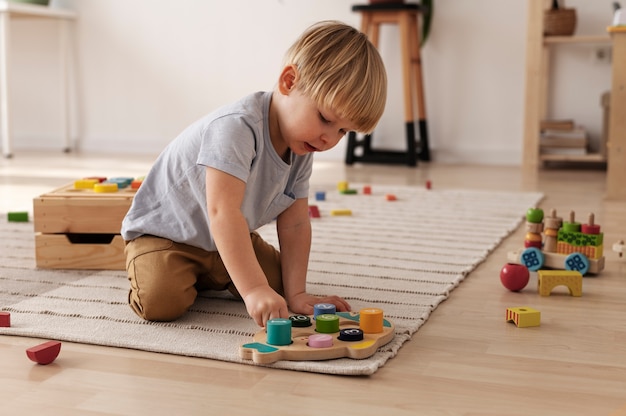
[399,12,417,166]
[346,15,376,165]
[362,16,379,155]
[345,8,430,166]
[409,11,431,161]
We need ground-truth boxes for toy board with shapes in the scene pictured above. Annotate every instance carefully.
[240,309,395,364]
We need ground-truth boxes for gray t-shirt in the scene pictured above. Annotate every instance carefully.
[121,91,313,251]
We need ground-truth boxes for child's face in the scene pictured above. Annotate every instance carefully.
[278,88,356,156]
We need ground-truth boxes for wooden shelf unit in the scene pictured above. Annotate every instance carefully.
[523,1,611,168]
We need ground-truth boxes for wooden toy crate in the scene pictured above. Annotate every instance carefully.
[33,183,136,270]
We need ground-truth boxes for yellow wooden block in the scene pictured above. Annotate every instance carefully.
[74,179,99,189]
[506,306,540,328]
[330,209,352,216]
[94,183,119,193]
[537,269,582,297]
[337,181,349,191]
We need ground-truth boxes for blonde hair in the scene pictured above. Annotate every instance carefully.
[284,21,387,134]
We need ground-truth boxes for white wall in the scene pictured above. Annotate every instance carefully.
[7,0,615,165]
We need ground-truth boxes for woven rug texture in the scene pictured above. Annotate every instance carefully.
[0,185,543,375]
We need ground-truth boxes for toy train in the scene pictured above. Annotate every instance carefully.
[507,208,605,276]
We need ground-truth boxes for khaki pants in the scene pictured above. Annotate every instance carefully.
[124,233,283,321]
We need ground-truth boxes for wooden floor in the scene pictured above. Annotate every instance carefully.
[1,152,625,415]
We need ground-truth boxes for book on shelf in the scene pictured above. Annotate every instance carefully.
[540,125,588,155]
[540,119,575,131]
[540,146,587,155]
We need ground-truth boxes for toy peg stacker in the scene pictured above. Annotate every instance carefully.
[239,307,395,364]
[507,208,605,275]
[525,207,544,249]
[557,211,604,263]
[543,209,563,253]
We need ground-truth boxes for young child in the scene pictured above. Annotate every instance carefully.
[121,20,387,328]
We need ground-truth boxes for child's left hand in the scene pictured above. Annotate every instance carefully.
[287,292,351,316]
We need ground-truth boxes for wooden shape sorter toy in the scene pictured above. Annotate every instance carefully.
[240,309,395,364]
[33,179,139,270]
[507,208,605,276]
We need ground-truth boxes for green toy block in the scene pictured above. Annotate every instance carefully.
[557,229,603,247]
[7,212,29,222]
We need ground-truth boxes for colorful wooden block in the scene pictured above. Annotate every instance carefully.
[85,176,107,183]
[26,340,61,365]
[537,269,582,297]
[314,191,326,201]
[506,307,540,328]
[363,185,372,195]
[556,241,603,259]
[330,209,352,216]
[94,183,118,193]
[337,181,349,192]
[557,229,603,247]
[73,179,99,189]
[106,177,134,189]
[339,189,358,194]
[308,205,320,218]
[7,211,29,222]
[385,194,397,201]
[0,311,10,327]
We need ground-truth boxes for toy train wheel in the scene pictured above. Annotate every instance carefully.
[564,252,590,276]
[520,247,544,271]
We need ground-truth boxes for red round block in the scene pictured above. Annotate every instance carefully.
[581,223,601,234]
[26,341,61,365]
[500,263,530,292]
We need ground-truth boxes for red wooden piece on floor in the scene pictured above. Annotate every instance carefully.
[308,205,321,218]
[26,341,62,365]
[0,311,9,327]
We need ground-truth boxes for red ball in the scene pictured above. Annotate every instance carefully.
[500,263,530,292]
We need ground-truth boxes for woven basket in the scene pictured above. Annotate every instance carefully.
[544,8,577,36]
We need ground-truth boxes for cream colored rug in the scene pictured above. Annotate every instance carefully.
[0,184,543,375]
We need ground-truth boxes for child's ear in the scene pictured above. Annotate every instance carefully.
[278,65,298,95]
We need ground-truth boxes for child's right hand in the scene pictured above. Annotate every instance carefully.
[242,285,290,328]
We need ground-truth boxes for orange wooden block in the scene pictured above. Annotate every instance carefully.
[385,194,397,201]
